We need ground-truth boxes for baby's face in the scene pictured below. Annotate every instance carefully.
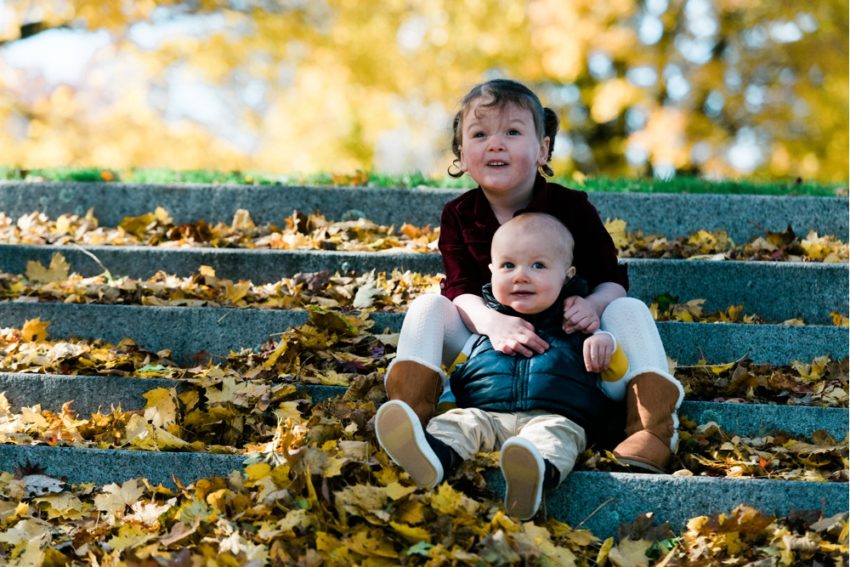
[489,228,574,315]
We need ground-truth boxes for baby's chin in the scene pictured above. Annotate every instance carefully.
[499,299,548,316]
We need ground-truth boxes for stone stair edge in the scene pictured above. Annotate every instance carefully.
[1,372,845,441]
[0,443,843,539]
[0,302,846,365]
[0,181,846,242]
[3,245,847,324]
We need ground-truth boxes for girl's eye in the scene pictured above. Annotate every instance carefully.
[471,131,485,138]
[501,262,515,269]
[507,128,521,136]
[532,262,546,269]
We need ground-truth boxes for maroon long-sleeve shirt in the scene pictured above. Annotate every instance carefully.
[438,174,628,300]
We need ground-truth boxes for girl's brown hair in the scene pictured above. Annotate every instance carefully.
[449,79,559,178]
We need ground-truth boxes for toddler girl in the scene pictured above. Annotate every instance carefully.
[378,78,684,474]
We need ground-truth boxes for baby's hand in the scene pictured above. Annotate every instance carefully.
[485,311,548,357]
[562,296,600,334]
[583,332,614,372]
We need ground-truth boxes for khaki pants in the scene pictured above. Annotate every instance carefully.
[426,408,587,483]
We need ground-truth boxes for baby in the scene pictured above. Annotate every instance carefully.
[377,212,625,520]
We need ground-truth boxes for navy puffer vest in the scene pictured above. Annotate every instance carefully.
[450,278,621,439]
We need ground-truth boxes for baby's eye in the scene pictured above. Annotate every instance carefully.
[531,262,546,269]
[471,130,486,138]
[501,261,515,269]
[507,128,521,136]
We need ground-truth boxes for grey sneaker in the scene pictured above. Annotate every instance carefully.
[500,437,545,520]
[375,400,443,489]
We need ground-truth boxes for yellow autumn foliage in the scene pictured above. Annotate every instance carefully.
[0,1,845,181]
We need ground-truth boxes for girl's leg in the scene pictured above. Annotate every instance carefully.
[385,294,472,424]
[599,297,685,472]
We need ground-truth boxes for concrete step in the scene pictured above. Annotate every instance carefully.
[0,181,846,242]
[0,442,843,539]
[1,182,845,538]
[1,373,845,441]
[0,302,845,365]
[3,245,847,323]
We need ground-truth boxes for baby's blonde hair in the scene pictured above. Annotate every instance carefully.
[492,212,575,268]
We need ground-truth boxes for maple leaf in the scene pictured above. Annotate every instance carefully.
[230,208,256,231]
[605,218,629,249]
[0,516,52,548]
[105,523,156,552]
[142,387,178,428]
[25,252,70,284]
[20,474,65,498]
[430,482,479,516]
[32,492,86,520]
[20,318,49,342]
[94,478,145,519]
[389,521,431,544]
[607,537,653,566]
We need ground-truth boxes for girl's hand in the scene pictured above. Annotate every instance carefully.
[485,312,549,357]
[583,332,614,372]
[562,296,600,334]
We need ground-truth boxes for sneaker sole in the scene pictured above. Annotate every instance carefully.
[500,440,543,520]
[375,402,441,489]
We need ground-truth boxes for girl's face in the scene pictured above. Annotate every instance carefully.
[459,100,549,197]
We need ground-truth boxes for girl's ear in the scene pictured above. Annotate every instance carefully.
[538,136,551,166]
[458,147,467,171]
[488,263,495,274]
[566,265,576,279]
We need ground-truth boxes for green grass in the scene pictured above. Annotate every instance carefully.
[0,166,845,196]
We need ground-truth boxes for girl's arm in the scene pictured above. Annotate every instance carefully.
[454,294,549,357]
[563,282,626,334]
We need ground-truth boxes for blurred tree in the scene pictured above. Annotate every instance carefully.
[0,0,846,181]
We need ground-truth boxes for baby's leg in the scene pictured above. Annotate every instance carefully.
[514,413,586,484]
[500,413,585,520]
[385,294,472,424]
[425,407,500,461]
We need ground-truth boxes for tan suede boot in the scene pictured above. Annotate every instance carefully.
[613,373,682,473]
[384,360,443,426]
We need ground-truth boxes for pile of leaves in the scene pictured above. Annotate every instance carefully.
[0,209,439,253]
[0,314,847,563]
[2,208,847,262]
[1,461,845,565]
[10,256,444,312]
[0,316,847,481]
[604,219,848,262]
[9,254,850,326]
[2,381,847,484]
[2,316,847,406]
[2,316,848,406]
[676,356,848,407]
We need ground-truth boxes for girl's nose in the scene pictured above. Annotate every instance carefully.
[487,134,506,151]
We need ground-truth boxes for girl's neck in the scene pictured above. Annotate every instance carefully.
[482,180,536,224]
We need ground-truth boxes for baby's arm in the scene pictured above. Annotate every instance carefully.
[454,294,548,357]
[583,330,615,372]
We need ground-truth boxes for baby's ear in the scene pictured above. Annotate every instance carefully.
[566,266,576,279]
[488,263,495,274]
